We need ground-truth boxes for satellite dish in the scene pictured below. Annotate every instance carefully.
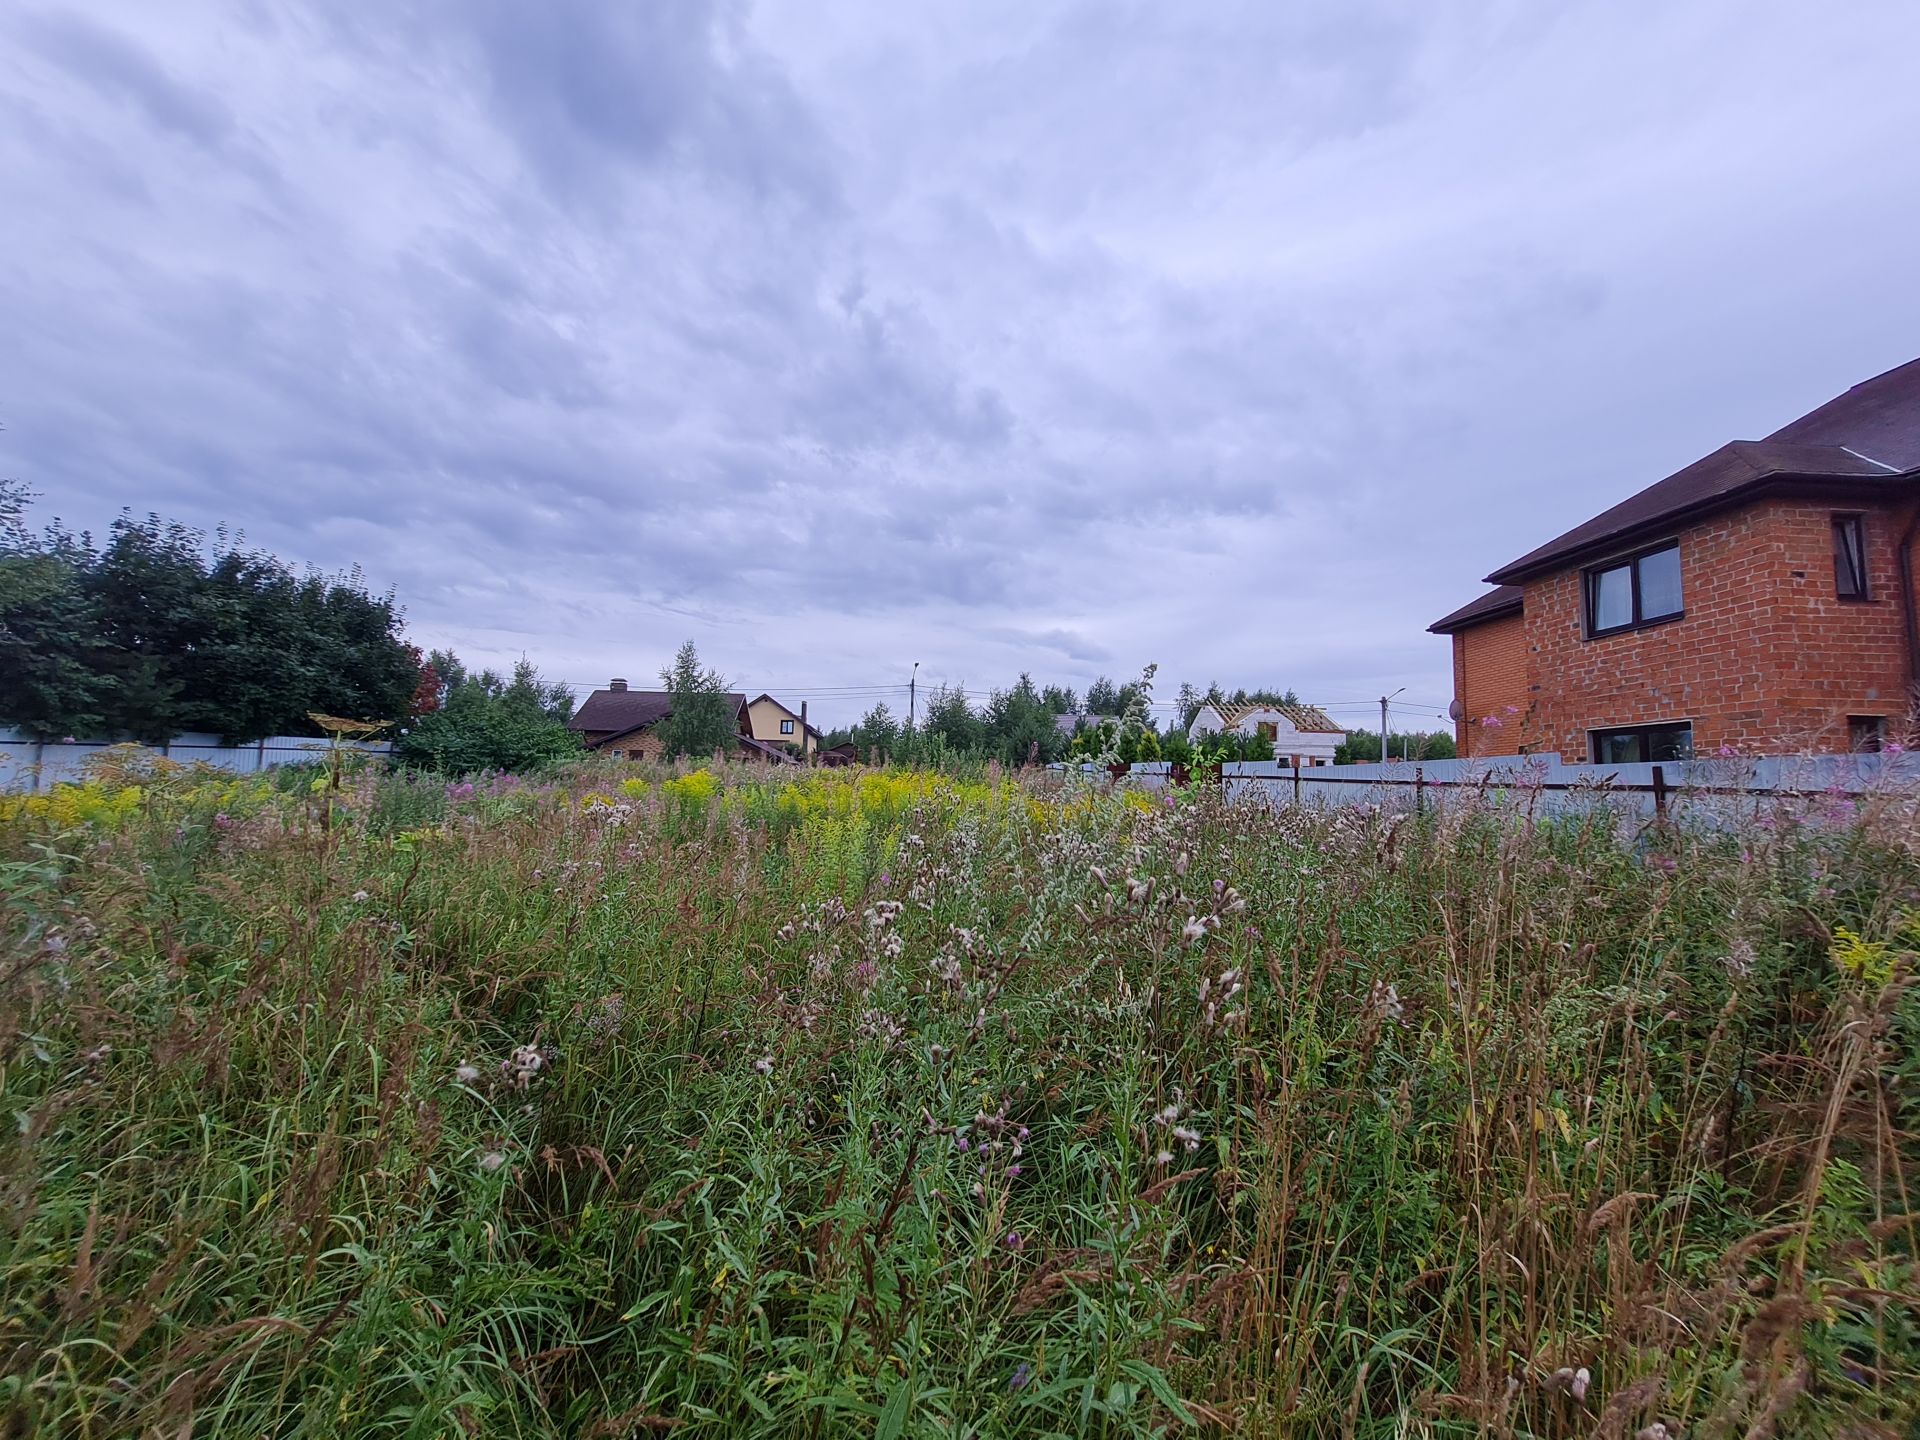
[1447,699,1462,722]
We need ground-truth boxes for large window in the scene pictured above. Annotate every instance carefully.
[1833,515,1869,600]
[1590,721,1693,764]
[1585,542,1683,636]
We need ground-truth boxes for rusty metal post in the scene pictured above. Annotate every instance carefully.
[1292,757,1301,807]
[1652,764,1668,820]
[1416,765,1425,813]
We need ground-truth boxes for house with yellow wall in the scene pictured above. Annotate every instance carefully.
[746,693,819,757]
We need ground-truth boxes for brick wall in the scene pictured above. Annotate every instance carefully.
[1520,496,1919,758]
[1452,612,1528,756]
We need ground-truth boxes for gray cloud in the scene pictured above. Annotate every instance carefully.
[3,0,1920,729]
[16,8,234,151]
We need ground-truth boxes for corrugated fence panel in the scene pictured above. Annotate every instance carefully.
[0,729,392,792]
[1059,752,1919,830]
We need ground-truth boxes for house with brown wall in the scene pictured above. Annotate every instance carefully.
[1432,357,1920,762]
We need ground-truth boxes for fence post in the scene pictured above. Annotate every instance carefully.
[32,740,45,794]
[1292,757,1301,807]
[1416,766,1425,813]
[1651,764,1668,820]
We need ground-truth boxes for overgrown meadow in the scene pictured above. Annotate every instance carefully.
[2,755,1918,1438]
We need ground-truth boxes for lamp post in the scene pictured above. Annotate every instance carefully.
[1380,687,1405,765]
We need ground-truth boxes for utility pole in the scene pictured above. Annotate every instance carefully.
[909,661,920,731]
[1380,687,1404,765]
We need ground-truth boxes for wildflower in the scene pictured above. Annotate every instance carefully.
[754,1055,773,1076]
[212,811,232,829]
[1172,1124,1201,1153]
[956,1137,970,1151]
[1723,939,1756,979]
[1154,1149,1174,1165]
[1366,979,1405,1026]
[455,1063,481,1084]
[1181,916,1209,944]
[1003,1230,1024,1249]
[504,1043,549,1090]
[1009,1362,1032,1392]
[351,890,370,902]
[479,1150,507,1173]
[1544,1365,1591,1401]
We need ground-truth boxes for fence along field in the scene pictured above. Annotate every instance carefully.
[1,756,1917,1436]
[0,727,393,792]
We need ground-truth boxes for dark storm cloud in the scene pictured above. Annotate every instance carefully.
[3,1,1920,727]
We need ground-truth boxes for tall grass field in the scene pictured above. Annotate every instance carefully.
[2,755,1917,1437]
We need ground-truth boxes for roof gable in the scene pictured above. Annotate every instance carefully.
[1197,700,1343,734]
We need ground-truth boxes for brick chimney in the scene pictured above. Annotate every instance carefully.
[609,678,627,692]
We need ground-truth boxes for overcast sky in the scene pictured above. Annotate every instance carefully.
[4,2,1919,732]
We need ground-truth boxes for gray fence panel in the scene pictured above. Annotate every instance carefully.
[1,728,392,793]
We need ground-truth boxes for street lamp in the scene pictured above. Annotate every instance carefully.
[1380,687,1405,764]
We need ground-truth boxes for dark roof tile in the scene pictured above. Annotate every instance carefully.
[569,689,746,737]
[1429,584,1523,634]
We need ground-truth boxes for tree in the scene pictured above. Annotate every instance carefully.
[1085,676,1121,715]
[1334,728,1457,764]
[983,673,1066,765]
[1040,684,1077,716]
[395,655,580,774]
[654,640,736,759]
[1175,681,1202,731]
[919,685,984,755]
[0,517,108,739]
[852,701,901,760]
[0,494,419,742]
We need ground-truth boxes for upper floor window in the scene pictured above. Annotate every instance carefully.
[1584,542,1682,637]
[1833,515,1869,600]
[780,718,795,734]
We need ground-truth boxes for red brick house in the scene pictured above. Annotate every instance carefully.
[1432,357,1920,761]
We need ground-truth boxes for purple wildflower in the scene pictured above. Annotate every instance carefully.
[1009,1363,1032,1392]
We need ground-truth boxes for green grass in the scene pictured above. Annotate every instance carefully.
[1,762,1917,1437]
